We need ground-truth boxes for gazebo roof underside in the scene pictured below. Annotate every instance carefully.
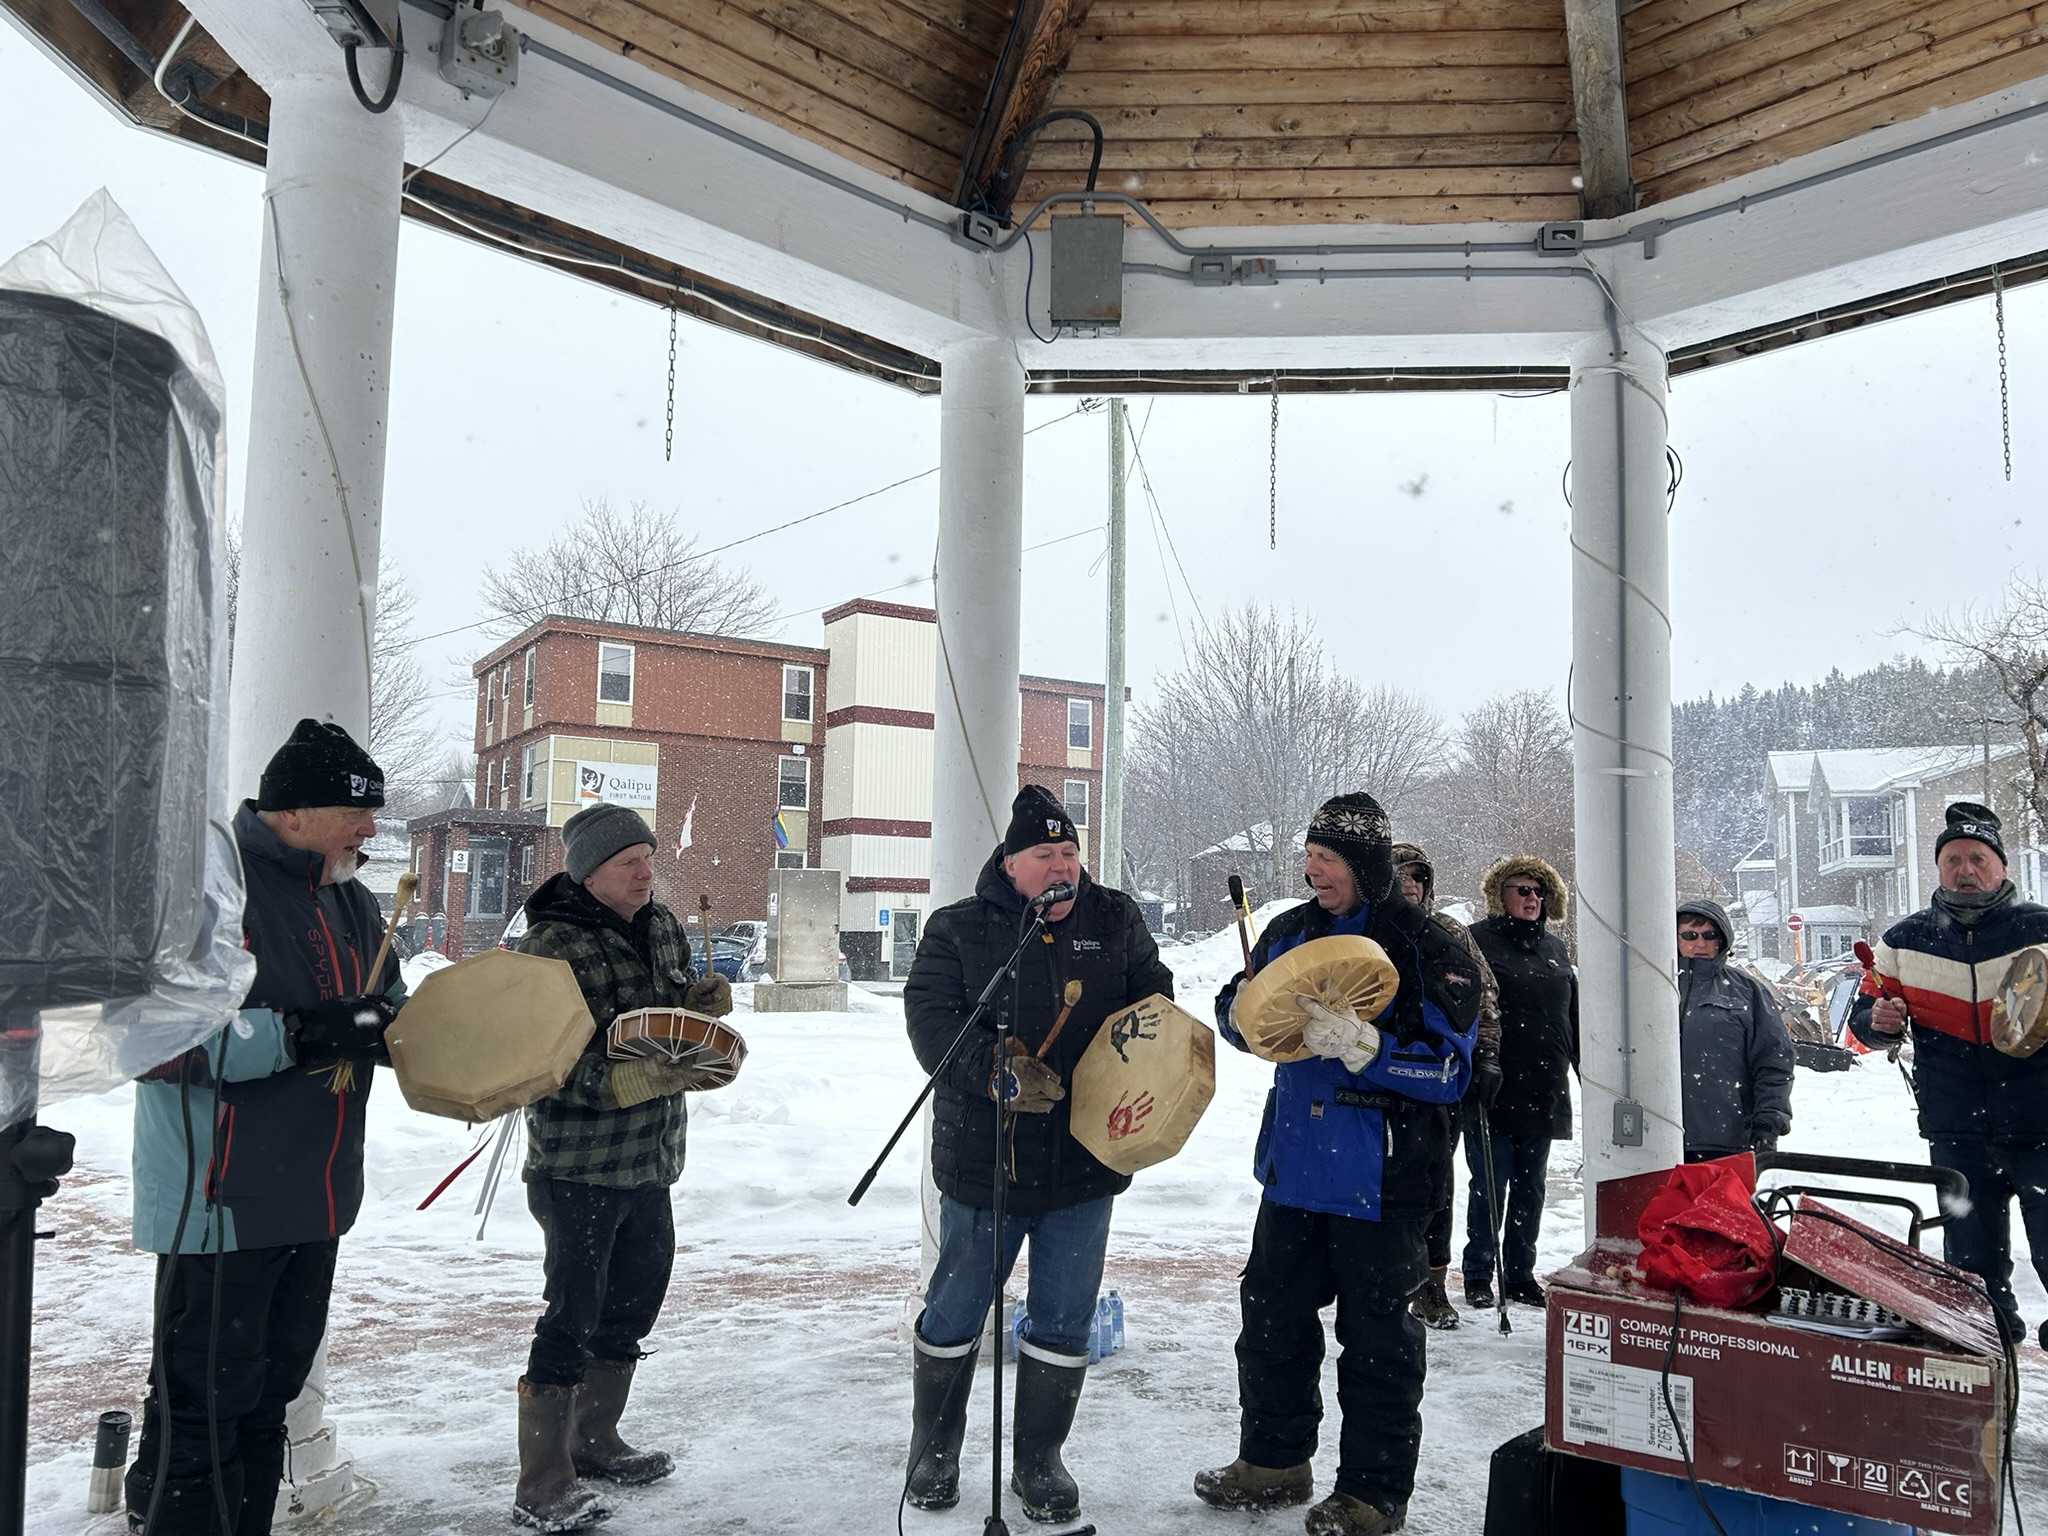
[13,0,2048,388]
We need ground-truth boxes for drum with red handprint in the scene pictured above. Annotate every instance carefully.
[1071,993,1215,1176]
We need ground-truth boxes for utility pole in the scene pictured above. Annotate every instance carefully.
[1102,399,1127,888]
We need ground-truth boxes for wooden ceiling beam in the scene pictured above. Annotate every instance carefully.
[1563,0,1637,217]
[953,0,1100,213]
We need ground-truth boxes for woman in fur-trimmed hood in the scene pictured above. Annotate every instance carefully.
[1462,853,1577,1310]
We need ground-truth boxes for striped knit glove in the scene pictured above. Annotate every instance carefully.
[610,1058,704,1107]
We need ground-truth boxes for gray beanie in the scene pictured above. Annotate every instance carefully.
[563,803,656,882]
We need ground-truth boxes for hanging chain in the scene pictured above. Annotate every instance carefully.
[1994,268,2012,482]
[1268,376,1280,550]
[664,271,680,464]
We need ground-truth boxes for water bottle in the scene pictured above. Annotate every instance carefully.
[1108,1289,1125,1353]
[1088,1298,1107,1364]
[1009,1300,1029,1359]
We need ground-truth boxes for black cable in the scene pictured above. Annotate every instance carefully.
[1021,232,1058,346]
[992,109,1105,216]
[344,14,404,114]
[1658,1290,1731,1536]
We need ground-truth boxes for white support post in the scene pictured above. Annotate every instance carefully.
[227,73,405,796]
[927,338,1025,908]
[1569,318,1683,1239]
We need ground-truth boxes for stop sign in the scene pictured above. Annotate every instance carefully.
[1787,913,1804,932]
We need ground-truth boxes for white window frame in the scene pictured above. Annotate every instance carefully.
[782,664,814,723]
[500,757,512,809]
[777,755,810,811]
[1067,698,1092,751]
[481,669,495,721]
[1063,778,1089,829]
[523,648,536,709]
[775,849,806,870]
[521,742,538,803]
[520,843,535,884]
[598,642,635,705]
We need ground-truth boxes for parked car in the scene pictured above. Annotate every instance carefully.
[692,932,751,983]
[498,910,529,950]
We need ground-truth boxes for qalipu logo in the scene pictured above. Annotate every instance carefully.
[579,765,606,801]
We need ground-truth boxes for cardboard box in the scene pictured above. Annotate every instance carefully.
[1544,1164,2006,1534]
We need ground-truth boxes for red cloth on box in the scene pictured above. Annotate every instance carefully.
[1635,1155,1778,1308]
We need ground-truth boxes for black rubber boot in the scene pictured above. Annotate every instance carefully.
[1010,1345,1087,1524]
[513,1379,612,1532]
[572,1359,674,1485]
[906,1334,979,1511]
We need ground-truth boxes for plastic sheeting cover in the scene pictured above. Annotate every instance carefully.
[0,191,251,1130]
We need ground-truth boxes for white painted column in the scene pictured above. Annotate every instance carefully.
[1569,319,1683,1240]
[928,337,1025,907]
[227,73,404,795]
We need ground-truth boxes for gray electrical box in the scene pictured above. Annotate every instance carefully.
[1049,215,1124,336]
[301,0,399,50]
[757,868,846,1012]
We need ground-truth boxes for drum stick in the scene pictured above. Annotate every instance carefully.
[1034,980,1086,1061]
[1228,874,1257,978]
[367,870,419,992]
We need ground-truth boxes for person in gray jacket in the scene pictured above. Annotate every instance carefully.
[1676,899,1795,1160]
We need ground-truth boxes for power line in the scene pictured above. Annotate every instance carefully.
[1124,406,1208,633]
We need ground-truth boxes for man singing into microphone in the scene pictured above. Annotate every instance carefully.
[902,785,1174,1524]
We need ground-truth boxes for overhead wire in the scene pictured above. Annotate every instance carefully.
[1124,404,1208,633]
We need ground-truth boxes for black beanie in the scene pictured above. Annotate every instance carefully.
[563,802,657,882]
[257,719,385,811]
[1005,784,1078,855]
[1935,801,2006,866]
[1305,792,1395,907]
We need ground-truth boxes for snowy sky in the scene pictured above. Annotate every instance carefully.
[5,24,2042,759]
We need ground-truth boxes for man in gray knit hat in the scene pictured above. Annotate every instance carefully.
[509,802,732,1530]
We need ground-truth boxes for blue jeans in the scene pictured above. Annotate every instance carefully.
[919,1193,1113,1356]
[1928,1137,2048,1342]
[1461,1131,1551,1287]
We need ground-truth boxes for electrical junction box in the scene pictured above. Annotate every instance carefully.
[1049,214,1123,336]
[438,9,520,98]
[300,0,398,50]
[1545,1166,2006,1534]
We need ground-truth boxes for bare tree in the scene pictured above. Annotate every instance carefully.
[1407,689,1575,903]
[480,497,779,640]
[1124,605,1442,907]
[1912,573,2048,843]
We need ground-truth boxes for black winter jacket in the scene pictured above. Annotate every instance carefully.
[905,852,1175,1217]
[1677,955,1795,1156]
[1470,915,1578,1140]
[1848,886,2048,1144]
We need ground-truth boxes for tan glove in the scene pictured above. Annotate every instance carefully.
[989,1052,1065,1114]
[684,975,733,1017]
[611,1057,716,1107]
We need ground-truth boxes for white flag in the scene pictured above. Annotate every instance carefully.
[674,795,696,859]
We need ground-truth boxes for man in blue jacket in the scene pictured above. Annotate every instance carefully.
[1194,793,1482,1536]
[125,721,405,1536]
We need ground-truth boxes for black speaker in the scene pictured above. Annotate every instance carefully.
[0,289,221,1018]
[1484,1426,1627,1536]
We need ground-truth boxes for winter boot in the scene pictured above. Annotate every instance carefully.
[905,1332,979,1511]
[1501,1276,1547,1308]
[1305,1491,1407,1535]
[1191,1458,1314,1510]
[1409,1267,1460,1331]
[1009,1344,1087,1523]
[1462,1272,1495,1309]
[514,1379,612,1532]
[572,1359,674,1485]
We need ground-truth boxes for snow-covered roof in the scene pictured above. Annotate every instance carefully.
[1736,890,1781,925]
[1789,903,1866,925]
[1809,746,1980,795]
[1193,822,1308,858]
[1767,751,1814,793]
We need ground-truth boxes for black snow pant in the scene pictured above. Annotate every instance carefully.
[1424,1116,1464,1270]
[1928,1136,2048,1344]
[125,1239,339,1536]
[1234,1201,1430,1514]
[525,1177,676,1387]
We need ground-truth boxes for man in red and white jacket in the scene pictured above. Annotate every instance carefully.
[1849,802,2048,1348]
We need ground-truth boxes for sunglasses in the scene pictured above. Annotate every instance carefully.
[1677,928,1719,942]
[1506,883,1546,899]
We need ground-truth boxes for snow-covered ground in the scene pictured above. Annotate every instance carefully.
[23,920,2048,1534]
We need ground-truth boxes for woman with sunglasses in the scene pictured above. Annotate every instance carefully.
[1675,898,1793,1163]
[1463,856,1578,1310]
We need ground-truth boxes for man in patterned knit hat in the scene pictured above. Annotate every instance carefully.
[1196,793,1482,1536]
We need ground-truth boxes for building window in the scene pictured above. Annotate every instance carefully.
[520,843,535,884]
[775,850,806,869]
[782,664,813,722]
[481,669,495,722]
[500,758,513,809]
[1067,698,1092,750]
[521,743,538,803]
[778,755,810,811]
[1063,778,1089,829]
[523,648,536,709]
[468,839,510,919]
[598,643,634,704]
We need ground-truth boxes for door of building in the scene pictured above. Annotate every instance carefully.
[890,908,920,979]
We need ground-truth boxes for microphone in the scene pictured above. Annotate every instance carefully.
[1029,882,1078,910]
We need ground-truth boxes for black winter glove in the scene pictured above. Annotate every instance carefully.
[683,975,733,1018]
[289,995,399,1065]
[1749,1129,1780,1156]
[1471,1057,1503,1111]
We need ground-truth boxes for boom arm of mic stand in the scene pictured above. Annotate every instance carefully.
[848,911,1050,1206]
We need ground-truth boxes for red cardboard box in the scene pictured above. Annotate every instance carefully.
[1544,1164,2007,1534]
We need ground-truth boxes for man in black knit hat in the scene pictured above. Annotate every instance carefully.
[128,720,406,1535]
[902,785,1172,1524]
[1197,793,1482,1536]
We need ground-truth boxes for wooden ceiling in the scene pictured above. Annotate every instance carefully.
[530,0,2048,226]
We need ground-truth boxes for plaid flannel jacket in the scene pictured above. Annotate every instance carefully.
[518,878,695,1187]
